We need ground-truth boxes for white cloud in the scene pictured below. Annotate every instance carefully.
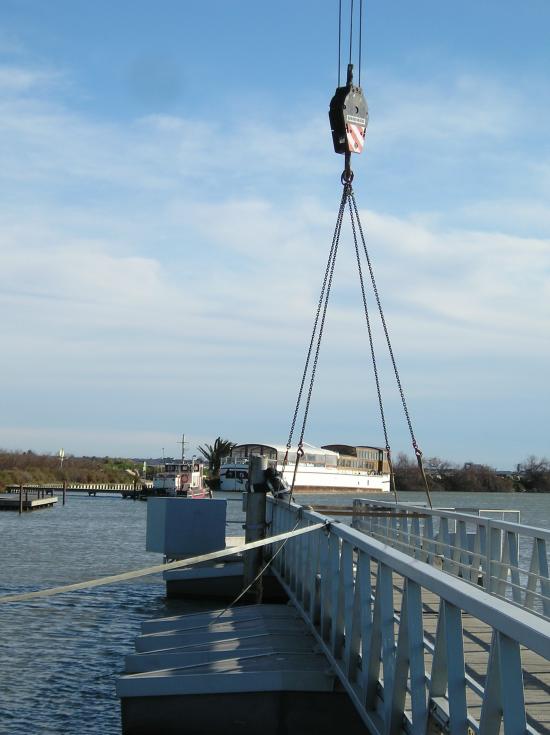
[0,61,548,460]
[0,65,64,94]
[369,73,526,146]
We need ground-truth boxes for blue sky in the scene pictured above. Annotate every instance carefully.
[0,1,549,467]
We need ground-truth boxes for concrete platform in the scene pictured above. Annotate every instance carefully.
[117,604,368,735]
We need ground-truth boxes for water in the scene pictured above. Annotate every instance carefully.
[0,491,548,734]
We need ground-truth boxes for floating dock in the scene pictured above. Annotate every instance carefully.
[117,603,366,735]
[163,539,286,601]
[0,493,58,511]
[115,484,550,734]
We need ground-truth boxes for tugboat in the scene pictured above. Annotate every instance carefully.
[143,459,209,499]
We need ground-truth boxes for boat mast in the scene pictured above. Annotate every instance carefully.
[179,433,187,464]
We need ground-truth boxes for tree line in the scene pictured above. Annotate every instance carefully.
[394,454,550,493]
[1,447,549,494]
[0,450,139,490]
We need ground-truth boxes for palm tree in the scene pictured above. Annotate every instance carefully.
[198,437,236,485]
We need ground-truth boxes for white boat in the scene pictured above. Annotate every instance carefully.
[150,460,208,498]
[219,442,390,493]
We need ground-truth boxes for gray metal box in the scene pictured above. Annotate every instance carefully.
[146,498,227,557]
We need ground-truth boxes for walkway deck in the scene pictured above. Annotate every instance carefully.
[389,573,550,733]
[118,604,366,735]
[118,586,550,734]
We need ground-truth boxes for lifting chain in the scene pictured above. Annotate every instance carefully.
[286,176,433,509]
[285,0,433,508]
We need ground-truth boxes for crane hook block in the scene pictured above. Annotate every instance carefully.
[329,64,368,155]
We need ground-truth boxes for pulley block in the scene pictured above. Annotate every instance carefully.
[329,63,368,155]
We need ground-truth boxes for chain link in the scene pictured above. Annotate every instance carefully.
[350,191,432,508]
[347,195,399,503]
[286,186,347,454]
[285,185,348,497]
[284,181,432,509]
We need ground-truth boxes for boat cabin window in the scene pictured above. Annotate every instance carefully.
[233,444,277,460]
[304,453,327,466]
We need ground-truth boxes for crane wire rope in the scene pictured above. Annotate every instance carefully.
[358,0,363,86]
[338,0,342,86]
[349,0,354,65]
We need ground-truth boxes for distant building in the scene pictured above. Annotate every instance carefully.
[321,444,389,474]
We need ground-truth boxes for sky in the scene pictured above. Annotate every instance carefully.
[0,0,549,468]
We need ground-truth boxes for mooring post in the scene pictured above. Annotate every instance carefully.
[133,478,137,501]
[243,454,268,603]
[62,481,67,506]
[19,484,23,514]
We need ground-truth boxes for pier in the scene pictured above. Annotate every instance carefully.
[118,494,550,734]
[4,482,152,497]
[119,604,366,735]
[2,484,549,732]
[0,491,57,513]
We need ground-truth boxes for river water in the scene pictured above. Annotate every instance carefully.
[0,490,548,734]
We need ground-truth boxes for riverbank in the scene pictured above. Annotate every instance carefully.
[0,450,140,491]
[2,449,549,493]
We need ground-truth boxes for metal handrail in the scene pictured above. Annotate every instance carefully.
[267,497,550,735]
[352,497,550,620]
[353,496,550,541]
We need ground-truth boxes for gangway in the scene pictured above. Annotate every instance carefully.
[268,496,550,734]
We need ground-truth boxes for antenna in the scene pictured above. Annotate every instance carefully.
[178,433,188,463]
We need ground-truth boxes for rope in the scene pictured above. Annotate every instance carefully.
[0,523,326,604]
[214,517,305,620]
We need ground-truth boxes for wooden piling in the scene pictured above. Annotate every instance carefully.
[19,484,23,514]
[63,481,67,506]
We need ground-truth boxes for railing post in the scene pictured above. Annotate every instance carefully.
[486,521,502,595]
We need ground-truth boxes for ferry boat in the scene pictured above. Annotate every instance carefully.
[147,460,208,498]
[219,442,390,493]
